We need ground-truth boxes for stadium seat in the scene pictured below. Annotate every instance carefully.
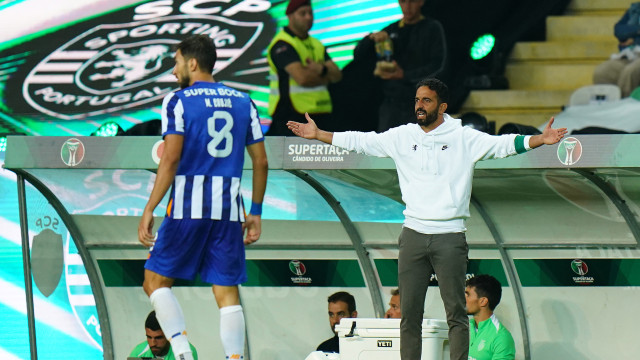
[461,112,494,134]
[568,84,621,107]
[497,123,541,135]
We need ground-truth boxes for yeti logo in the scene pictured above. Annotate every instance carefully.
[23,15,263,120]
[89,45,170,88]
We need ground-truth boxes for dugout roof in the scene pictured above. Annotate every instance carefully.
[4,134,640,359]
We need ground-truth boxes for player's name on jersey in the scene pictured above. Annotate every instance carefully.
[205,98,233,108]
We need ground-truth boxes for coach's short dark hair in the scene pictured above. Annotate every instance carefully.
[177,34,217,74]
[466,274,502,311]
[328,291,356,314]
[416,78,449,105]
[145,311,161,331]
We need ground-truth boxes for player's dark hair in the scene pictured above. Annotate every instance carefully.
[416,78,449,105]
[466,274,502,311]
[391,288,399,296]
[328,291,356,314]
[145,311,161,331]
[177,34,217,74]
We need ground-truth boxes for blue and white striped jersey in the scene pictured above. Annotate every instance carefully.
[161,81,264,221]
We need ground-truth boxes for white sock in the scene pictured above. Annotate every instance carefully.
[220,305,245,359]
[149,288,193,360]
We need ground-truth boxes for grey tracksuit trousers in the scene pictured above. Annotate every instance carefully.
[398,228,469,360]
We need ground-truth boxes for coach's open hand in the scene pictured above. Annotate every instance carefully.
[287,113,334,144]
[529,117,568,148]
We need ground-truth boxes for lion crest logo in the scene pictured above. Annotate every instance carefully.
[88,45,171,88]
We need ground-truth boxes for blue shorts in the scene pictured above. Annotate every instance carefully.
[144,218,247,286]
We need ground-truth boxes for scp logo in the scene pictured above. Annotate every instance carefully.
[23,12,264,120]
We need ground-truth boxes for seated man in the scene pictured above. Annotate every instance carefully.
[316,291,358,353]
[466,275,515,360]
[129,311,198,359]
[385,288,401,319]
[593,2,640,98]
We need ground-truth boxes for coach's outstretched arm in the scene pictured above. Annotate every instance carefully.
[528,117,567,148]
[287,113,334,144]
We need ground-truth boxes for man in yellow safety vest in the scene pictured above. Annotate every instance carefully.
[266,0,342,136]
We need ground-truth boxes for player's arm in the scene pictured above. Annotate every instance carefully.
[138,134,183,246]
[244,140,268,245]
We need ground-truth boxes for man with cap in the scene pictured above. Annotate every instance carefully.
[266,0,342,136]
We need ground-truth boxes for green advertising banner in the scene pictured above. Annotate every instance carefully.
[514,258,640,287]
[98,259,365,287]
[98,258,640,288]
[375,259,509,287]
[98,259,211,287]
[243,259,365,287]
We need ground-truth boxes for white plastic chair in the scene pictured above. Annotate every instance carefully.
[568,84,621,106]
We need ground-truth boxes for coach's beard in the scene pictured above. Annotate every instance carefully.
[416,108,438,127]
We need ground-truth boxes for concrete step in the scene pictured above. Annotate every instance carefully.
[546,15,619,41]
[565,0,630,15]
[461,89,572,110]
[509,41,617,62]
[454,0,631,132]
[458,89,571,134]
[505,63,597,90]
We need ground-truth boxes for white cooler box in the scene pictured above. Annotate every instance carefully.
[336,318,449,360]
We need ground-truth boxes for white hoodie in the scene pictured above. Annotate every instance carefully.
[332,114,530,234]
